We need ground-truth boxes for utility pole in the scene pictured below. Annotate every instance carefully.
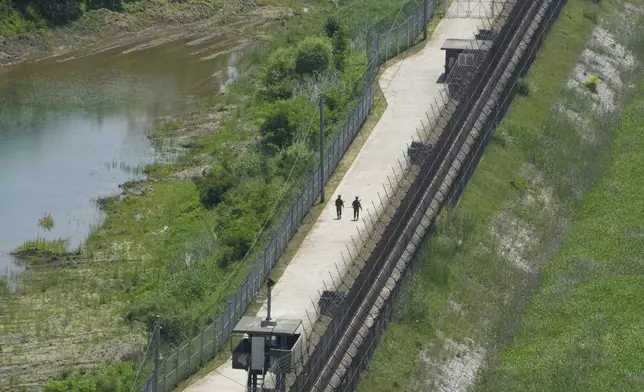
[319,95,325,204]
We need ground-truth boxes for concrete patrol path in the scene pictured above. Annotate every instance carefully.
[185,6,493,392]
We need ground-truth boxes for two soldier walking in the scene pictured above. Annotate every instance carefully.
[335,195,362,221]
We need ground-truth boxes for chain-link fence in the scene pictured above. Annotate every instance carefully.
[140,68,375,392]
[284,0,568,391]
[135,1,437,391]
[229,0,563,387]
[369,0,436,67]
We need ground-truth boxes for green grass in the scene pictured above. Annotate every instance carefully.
[474,44,644,392]
[87,179,209,263]
[355,0,616,390]
[13,237,71,260]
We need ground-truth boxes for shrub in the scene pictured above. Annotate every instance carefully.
[323,85,350,123]
[125,293,185,342]
[337,51,369,98]
[276,141,315,179]
[264,78,298,101]
[263,49,298,100]
[34,0,83,25]
[332,27,349,70]
[510,175,530,192]
[43,362,135,392]
[582,7,598,22]
[295,37,333,76]
[86,0,124,11]
[231,151,268,180]
[214,178,284,264]
[195,164,236,208]
[264,47,297,86]
[516,77,531,96]
[260,98,310,152]
[324,17,340,38]
[584,73,600,93]
[216,213,261,263]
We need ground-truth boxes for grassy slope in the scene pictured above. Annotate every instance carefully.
[355,0,603,391]
[474,16,644,392]
[478,81,644,391]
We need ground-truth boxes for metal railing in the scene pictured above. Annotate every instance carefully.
[136,1,437,391]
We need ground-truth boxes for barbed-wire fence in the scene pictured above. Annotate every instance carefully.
[131,1,438,391]
[337,0,567,390]
[246,0,571,391]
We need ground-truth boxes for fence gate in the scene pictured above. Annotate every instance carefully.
[445,0,503,18]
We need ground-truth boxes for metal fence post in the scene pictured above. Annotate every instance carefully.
[187,339,191,371]
[214,315,220,351]
[319,95,325,204]
[175,348,179,386]
[162,358,167,392]
[396,23,400,55]
[423,0,429,40]
[153,316,160,392]
[375,35,380,66]
[200,331,204,366]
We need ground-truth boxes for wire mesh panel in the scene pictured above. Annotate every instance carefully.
[372,0,433,66]
[163,352,178,392]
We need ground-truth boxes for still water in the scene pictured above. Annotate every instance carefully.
[0,34,245,275]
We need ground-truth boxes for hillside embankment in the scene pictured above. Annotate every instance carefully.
[355,0,644,391]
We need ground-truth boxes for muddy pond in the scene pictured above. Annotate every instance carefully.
[0,34,246,276]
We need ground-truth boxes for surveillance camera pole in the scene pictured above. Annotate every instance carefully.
[262,277,277,327]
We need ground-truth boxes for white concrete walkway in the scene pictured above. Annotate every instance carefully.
[185,8,492,392]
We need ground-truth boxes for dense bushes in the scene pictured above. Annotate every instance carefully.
[194,17,360,244]
[196,163,236,208]
[193,24,354,264]
[86,0,124,11]
[332,27,349,70]
[324,17,340,38]
[43,362,134,392]
[263,47,298,100]
[260,97,311,152]
[295,37,333,76]
[12,0,83,25]
[124,8,374,340]
[4,0,126,32]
